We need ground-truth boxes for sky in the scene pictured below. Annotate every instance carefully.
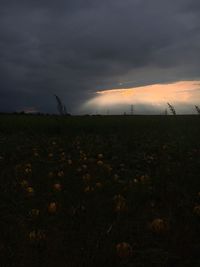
[0,0,200,114]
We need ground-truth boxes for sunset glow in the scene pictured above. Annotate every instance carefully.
[83,81,200,113]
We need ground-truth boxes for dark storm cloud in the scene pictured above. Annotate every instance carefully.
[0,0,200,113]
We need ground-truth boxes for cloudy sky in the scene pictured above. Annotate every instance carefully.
[1,0,200,114]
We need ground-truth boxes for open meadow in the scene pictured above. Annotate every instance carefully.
[1,114,200,267]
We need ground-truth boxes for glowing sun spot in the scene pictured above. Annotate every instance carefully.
[83,81,200,112]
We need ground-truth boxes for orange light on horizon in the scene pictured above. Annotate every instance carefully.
[83,81,200,110]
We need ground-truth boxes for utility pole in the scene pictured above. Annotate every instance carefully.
[130,104,134,115]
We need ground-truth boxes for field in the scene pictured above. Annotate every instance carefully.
[1,114,200,267]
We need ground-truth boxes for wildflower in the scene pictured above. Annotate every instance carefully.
[29,230,36,241]
[113,194,125,202]
[193,205,200,216]
[84,186,94,193]
[26,187,34,196]
[97,160,103,166]
[82,173,91,182]
[104,164,112,172]
[150,201,155,208]
[20,179,29,188]
[29,230,46,242]
[60,152,66,161]
[57,170,64,177]
[113,194,127,213]
[88,157,95,163]
[95,182,103,189]
[114,202,127,213]
[77,167,82,173]
[116,242,133,259]
[138,174,150,183]
[82,164,87,170]
[48,202,58,214]
[48,172,54,178]
[29,209,40,217]
[150,218,169,233]
[68,159,72,165]
[53,183,62,191]
[25,167,32,174]
[113,174,119,181]
[162,144,167,150]
[26,163,32,168]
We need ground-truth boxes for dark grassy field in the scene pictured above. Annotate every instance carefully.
[1,114,200,267]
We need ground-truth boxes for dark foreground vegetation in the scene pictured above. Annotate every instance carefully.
[1,114,200,267]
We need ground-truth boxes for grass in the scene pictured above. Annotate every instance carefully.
[1,114,200,267]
